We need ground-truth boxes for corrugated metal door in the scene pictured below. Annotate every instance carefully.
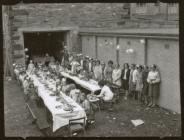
[97,36,116,64]
[81,35,96,58]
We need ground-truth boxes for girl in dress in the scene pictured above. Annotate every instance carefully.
[101,61,106,80]
[104,60,114,83]
[142,65,149,105]
[112,64,122,87]
[135,65,143,102]
[128,64,136,99]
[93,60,103,82]
[27,60,35,74]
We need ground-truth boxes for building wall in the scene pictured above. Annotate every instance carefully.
[80,34,180,113]
[147,39,180,113]
[7,3,128,64]
[118,38,145,66]
[131,2,179,15]
[97,37,117,63]
[5,3,179,64]
[81,35,96,58]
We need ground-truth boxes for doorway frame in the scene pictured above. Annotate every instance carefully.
[18,26,78,65]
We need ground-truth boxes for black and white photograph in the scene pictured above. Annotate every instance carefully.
[2,1,181,137]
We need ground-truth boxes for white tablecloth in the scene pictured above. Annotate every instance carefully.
[28,74,86,132]
[60,72,101,93]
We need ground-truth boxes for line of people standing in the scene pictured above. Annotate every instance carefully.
[70,54,161,108]
[43,48,161,108]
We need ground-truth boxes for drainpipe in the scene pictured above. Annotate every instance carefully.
[144,38,148,65]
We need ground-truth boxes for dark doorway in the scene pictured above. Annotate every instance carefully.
[23,31,68,62]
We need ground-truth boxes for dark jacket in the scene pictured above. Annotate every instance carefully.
[121,69,130,81]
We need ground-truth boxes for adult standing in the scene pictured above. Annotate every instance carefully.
[45,53,50,67]
[121,63,130,100]
[27,60,35,74]
[129,64,136,99]
[101,61,106,80]
[112,64,122,87]
[135,65,143,102]
[104,60,114,83]
[147,64,161,107]
[93,60,103,82]
[70,57,80,74]
[83,56,90,72]
[62,48,69,68]
[142,65,149,105]
[132,65,139,100]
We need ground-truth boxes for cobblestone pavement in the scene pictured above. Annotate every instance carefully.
[4,79,181,137]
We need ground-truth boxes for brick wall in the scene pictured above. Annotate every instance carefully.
[8,3,128,63]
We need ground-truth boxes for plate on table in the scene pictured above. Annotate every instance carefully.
[56,97,61,101]
[55,105,62,109]
[88,95,99,102]
[63,106,72,111]
[49,93,56,96]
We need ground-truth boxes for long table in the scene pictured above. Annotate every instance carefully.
[27,73,86,132]
[60,71,101,93]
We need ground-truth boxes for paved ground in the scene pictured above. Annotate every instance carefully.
[4,79,181,137]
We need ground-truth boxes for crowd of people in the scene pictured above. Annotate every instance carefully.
[53,49,161,108]
[13,49,161,125]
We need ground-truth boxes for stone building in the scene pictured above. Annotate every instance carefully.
[3,2,180,113]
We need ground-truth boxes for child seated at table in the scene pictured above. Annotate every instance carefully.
[97,80,114,102]
[80,93,95,124]
[69,89,81,103]
[23,77,30,95]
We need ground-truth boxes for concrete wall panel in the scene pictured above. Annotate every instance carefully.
[147,39,180,113]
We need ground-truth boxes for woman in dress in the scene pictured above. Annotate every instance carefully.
[147,64,161,107]
[101,61,106,80]
[135,65,143,102]
[104,60,114,83]
[93,60,103,82]
[129,64,136,99]
[27,60,35,74]
[121,63,130,100]
[142,65,149,105]
[112,64,122,87]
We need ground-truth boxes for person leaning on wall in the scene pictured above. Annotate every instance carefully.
[147,64,161,107]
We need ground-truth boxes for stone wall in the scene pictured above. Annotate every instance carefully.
[8,3,128,63]
[5,3,179,63]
